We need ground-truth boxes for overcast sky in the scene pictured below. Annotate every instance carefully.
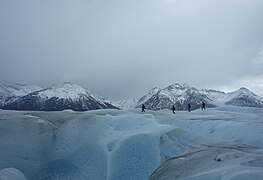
[1,0,263,100]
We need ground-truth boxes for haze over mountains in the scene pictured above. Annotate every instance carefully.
[1,80,263,111]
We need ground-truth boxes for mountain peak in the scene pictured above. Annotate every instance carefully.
[50,82,82,89]
[230,87,255,96]
[2,81,118,111]
[0,80,42,107]
[167,83,182,89]
[228,86,257,98]
[0,80,42,96]
[165,83,192,90]
[114,83,263,110]
[148,87,161,94]
[37,82,91,100]
[238,87,250,92]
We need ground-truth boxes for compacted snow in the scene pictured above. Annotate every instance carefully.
[0,106,263,179]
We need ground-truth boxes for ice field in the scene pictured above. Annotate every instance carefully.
[0,106,263,179]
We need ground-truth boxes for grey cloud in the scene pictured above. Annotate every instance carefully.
[1,0,263,99]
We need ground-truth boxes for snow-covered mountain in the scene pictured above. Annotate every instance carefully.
[0,80,42,108]
[111,87,161,109]
[225,87,263,107]
[111,98,139,109]
[2,82,118,111]
[200,89,228,102]
[113,84,215,110]
[113,83,263,110]
[2,81,262,111]
[143,84,215,110]
[137,87,162,106]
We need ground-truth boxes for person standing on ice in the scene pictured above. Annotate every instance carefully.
[201,102,206,110]
[187,103,191,112]
[172,105,176,114]
[141,104,146,112]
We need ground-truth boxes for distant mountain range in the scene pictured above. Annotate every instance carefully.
[1,81,117,111]
[1,81,263,111]
[112,83,263,110]
[0,80,42,107]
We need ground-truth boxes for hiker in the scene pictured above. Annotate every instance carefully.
[172,105,176,114]
[141,104,146,112]
[187,103,191,112]
[201,102,206,110]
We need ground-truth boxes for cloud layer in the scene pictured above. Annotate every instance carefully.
[1,0,263,99]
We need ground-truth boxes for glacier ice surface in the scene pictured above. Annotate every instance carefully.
[0,106,263,179]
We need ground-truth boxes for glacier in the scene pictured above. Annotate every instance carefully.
[0,106,263,179]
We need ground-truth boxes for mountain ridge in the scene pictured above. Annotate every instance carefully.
[1,80,263,111]
[112,83,263,110]
[2,81,118,111]
[0,80,42,107]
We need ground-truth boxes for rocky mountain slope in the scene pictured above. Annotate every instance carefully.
[2,80,262,111]
[113,84,263,110]
[0,80,42,107]
[2,82,118,111]
[225,87,263,107]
